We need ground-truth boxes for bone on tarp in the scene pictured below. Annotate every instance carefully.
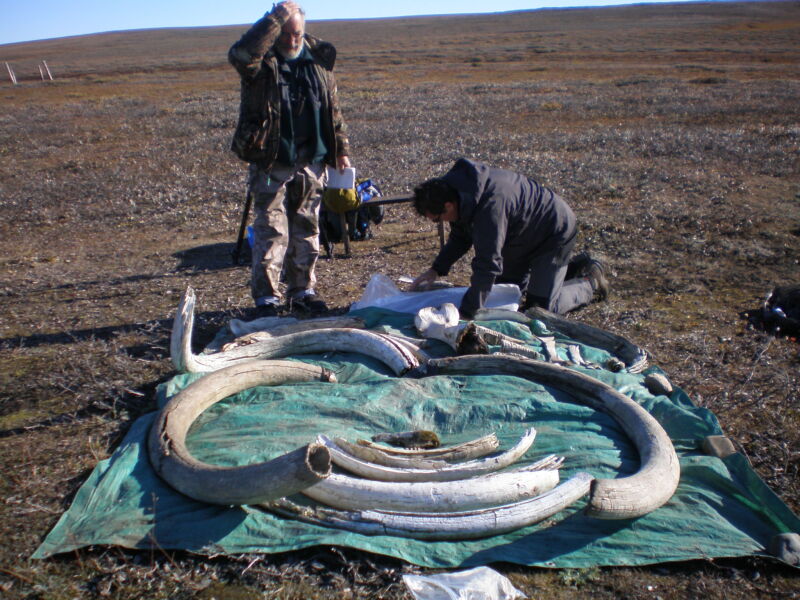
[148,360,336,505]
[426,355,680,519]
[171,287,419,375]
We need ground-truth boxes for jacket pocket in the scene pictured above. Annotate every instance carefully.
[231,117,273,163]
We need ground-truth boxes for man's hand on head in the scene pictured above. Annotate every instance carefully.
[272,1,300,22]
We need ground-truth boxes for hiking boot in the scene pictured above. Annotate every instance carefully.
[291,293,328,313]
[586,259,609,302]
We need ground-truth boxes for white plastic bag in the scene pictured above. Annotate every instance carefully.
[350,274,520,314]
[403,566,526,600]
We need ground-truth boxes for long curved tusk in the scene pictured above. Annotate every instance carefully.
[266,471,594,540]
[302,464,561,512]
[427,355,679,519]
[223,316,367,351]
[148,360,336,506]
[316,429,536,482]
[171,288,419,375]
[355,433,500,462]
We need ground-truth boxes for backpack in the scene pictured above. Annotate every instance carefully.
[319,179,384,257]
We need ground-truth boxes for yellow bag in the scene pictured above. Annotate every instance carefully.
[323,187,360,214]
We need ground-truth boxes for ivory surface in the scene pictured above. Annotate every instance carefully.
[148,360,335,505]
[428,355,680,519]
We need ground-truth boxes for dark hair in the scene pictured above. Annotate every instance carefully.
[413,178,459,217]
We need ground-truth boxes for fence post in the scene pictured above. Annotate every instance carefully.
[42,60,53,81]
[5,62,17,85]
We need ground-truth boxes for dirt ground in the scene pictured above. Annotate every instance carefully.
[0,1,798,598]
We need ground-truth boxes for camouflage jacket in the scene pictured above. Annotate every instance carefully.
[228,12,350,168]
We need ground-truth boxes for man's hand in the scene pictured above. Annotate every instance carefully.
[410,268,438,291]
[272,1,300,21]
[336,155,351,172]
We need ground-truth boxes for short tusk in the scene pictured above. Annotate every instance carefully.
[427,355,680,519]
[148,360,336,505]
[355,433,500,462]
[266,471,593,540]
[317,429,536,482]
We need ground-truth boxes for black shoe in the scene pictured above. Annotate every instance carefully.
[566,251,593,280]
[586,259,609,301]
[291,294,328,313]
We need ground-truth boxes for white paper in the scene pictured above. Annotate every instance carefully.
[326,166,356,189]
[350,273,521,313]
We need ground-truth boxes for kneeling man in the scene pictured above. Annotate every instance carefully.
[411,158,608,318]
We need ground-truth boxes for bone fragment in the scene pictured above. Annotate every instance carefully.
[498,339,544,361]
[266,471,594,540]
[148,360,335,505]
[525,306,649,372]
[171,288,418,375]
[302,464,561,512]
[317,429,536,482]
[475,307,648,373]
[414,303,464,349]
[427,355,680,519]
[644,373,673,396]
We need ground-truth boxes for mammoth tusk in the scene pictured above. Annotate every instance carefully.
[223,316,367,351]
[148,360,336,506]
[266,471,594,540]
[427,355,680,519]
[316,429,537,482]
[302,463,562,513]
[171,288,418,375]
[355,432,500,462]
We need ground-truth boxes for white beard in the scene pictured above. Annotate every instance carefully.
[276,44,303,60]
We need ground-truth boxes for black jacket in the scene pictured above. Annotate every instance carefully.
[431,159,576,317]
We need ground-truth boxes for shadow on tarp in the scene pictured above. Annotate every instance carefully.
[32,309,800,567]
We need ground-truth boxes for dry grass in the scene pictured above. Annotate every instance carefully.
[1,1,799,598]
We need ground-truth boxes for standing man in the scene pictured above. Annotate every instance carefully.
[229,1,350,316]
[411,158,609,318]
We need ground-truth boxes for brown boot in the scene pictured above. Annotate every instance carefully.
[586,259,609,301]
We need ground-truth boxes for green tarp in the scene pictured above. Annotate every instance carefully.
[34,309,800,567]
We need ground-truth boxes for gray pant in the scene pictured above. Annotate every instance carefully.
[248,161,326,304]
[524,252,594,314]
[498,238,594,315]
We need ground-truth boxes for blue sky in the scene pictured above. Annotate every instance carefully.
[1,0,695,45]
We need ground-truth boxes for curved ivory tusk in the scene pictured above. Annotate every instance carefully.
[267,472,594,540]
[427,355,680,519]
[223,316,367,351]
[148,360,336,505]
[171,288,418,375]
[302,464,561,512]
[355,433,500,461]
[317,429,536,482]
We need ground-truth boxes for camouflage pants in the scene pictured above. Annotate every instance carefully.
[248,161,326,303]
